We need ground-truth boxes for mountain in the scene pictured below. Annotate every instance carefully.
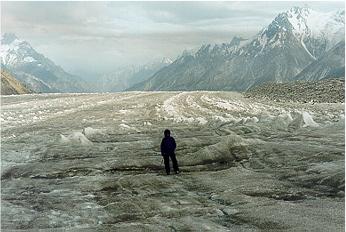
[96,58,173,92]
[128,37,249,91]
[130,7,345,91]
[293,40,345,81]
[1,69,33,95]
[1,33,89,93]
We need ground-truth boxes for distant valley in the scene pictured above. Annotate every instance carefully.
[0,33,172,93]
[92,58,173,92]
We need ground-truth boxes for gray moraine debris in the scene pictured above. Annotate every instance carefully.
[245,78,345,103]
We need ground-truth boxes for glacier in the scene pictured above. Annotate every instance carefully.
[1,92,344,231]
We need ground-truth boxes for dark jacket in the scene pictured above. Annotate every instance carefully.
[161,136,176,155]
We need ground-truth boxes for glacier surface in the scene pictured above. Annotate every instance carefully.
[1,92,344,231]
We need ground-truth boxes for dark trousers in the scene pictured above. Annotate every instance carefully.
[163,153,179,175]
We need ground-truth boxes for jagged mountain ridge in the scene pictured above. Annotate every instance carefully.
[282,7,344,59]
[128,37,249,91]
[1,33,89,93]
[129,7,345,91]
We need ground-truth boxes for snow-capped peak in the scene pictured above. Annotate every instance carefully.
[251,6,345,58]
[287,6,311,16]
[1,33,37,66]
[262,6,345,43]
[284,6,344,41]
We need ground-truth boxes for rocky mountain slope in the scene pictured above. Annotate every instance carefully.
[294,40,345,81]
[1,33,89,93]
[1,69,33,95]
[245,78,345,103]
[130,7,345,91]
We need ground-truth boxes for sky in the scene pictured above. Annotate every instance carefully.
[1,1,345,78]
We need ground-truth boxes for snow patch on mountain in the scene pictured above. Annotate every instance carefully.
[287,7,344,40]
[250,7,344,58]
[1,34,36,66]
[23,57,36,63]
[161,57,173,64]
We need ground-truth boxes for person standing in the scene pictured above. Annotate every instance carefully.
[160,129,179,175]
